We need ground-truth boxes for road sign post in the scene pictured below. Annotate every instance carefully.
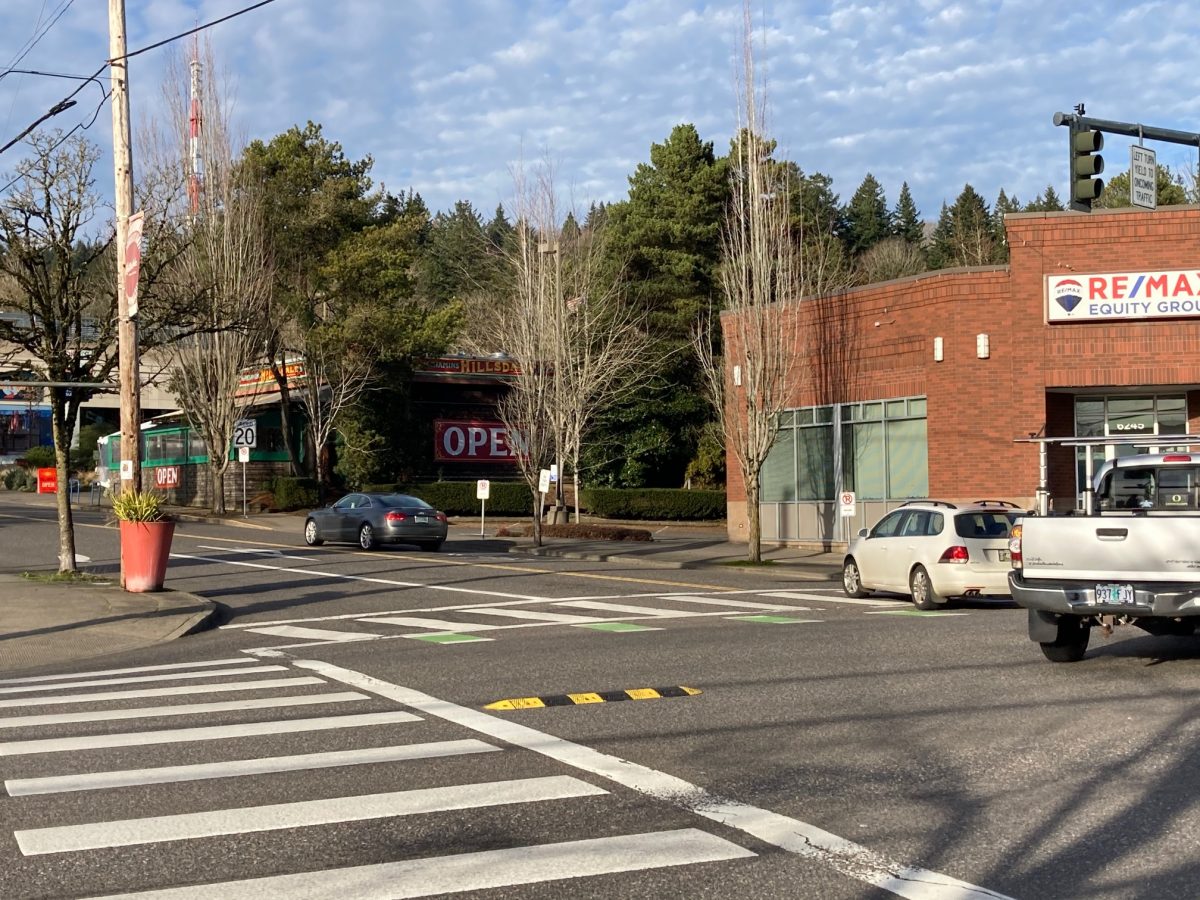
[238,445,250,516]
[538,469,551,521]
[233,420,256,519]
[476,479,490,537]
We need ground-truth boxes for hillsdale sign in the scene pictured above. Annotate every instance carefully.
[1047,270,1200,322]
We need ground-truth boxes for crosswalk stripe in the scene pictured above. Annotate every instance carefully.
[0,711,420,757]
[0,666,288,697]
[240,626,385,642]
[5,740,500,796]
[463,607,610,624]
[664,595,810,611]
[0,677,325,711]
[0,658,257,686]
[15,776,608,855]
[0,692,368,730]
[86,828,754,899]
[762,591,908,607]
[357,616,499,631]
[554,600,695,618]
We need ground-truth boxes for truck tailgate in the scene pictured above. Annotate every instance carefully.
[1019,516,1200,581]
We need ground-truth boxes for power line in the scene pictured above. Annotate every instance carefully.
[111,0,280,63]
[0,0,76,83]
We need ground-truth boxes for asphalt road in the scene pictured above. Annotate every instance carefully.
[3,499,1200,899]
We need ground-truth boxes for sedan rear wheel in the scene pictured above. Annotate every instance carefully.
[358,523,376,550]
[842,558,870,598]
[303,519,323,546]
[909,565,941,610]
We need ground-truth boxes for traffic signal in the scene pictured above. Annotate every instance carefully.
[1070,127,1104,211]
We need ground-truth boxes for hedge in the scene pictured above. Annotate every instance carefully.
[580,488,726,521]
[268,476,320,511]
[362,481,535,516]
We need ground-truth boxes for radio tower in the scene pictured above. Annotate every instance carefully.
[187,43,204,217]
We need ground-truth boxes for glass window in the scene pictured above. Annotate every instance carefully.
[862,402,883,420]
[1107,397,1154,436]
[902,510,930,536]
[814,406,834,424]
[843,421,886,500]
[870,510,907,538]
[1075,398,1105,437]
[760,429,797,502]
[797,424,834,500]
[885,400,906,417]
[926,511,944,535]
[954,512,1018,538]
[908,398,927,417]
[334,495,354,510]
[886,419,928,498]
[160,431,185,463]
[778,411,796,428]
[1158,396,1187,435]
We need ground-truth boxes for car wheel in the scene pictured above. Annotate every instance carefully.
[1039,617,1090,663]
[358,523,376,550]
[842,558,870,598]
[303,519,323,546]
[909,565,942,610]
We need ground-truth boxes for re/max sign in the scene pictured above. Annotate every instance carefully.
[1047,270,1200,322]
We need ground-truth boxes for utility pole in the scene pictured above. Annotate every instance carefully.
[109,0,141,492]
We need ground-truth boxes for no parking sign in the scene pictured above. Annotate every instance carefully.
[839,491,856,517]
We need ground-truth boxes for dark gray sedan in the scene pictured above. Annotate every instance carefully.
[303,493,448,551]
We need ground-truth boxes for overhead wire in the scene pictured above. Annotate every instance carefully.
[0,0,279,189]
[0,0,77,83]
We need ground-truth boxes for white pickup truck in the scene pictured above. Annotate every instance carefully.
[1008,450,1200,662]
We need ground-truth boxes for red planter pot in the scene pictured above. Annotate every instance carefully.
[120,520,176,592]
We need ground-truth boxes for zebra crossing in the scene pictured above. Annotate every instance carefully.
[0,656,756,898]
[223,588,911,651]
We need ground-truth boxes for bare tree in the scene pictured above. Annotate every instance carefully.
[156,42,272,514]
[696,6,802,562]
[0,133,110,571]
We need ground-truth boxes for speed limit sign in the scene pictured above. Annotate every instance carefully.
[233,418,257,449]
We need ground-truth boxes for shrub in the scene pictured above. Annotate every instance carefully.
[3,468,32,491]
[496,522,651,541]
[581,488,725,521]
[20,446,57,469]
[268,476,320,511]
[362,481,534,516]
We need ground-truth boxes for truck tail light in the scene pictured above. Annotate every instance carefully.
[1162,455,1192,462]
[385,511,408,523]
[938,545,969,563]
[1009,524,1022,569]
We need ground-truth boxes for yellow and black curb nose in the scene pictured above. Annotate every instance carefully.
[485,686,701,710]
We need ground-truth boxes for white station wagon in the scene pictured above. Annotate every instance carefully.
[842,500,1022,608]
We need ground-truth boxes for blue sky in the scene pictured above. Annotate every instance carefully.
[1,0,1198,224]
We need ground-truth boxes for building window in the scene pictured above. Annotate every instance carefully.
[1073,394,1187,499]
[761,397,927,502]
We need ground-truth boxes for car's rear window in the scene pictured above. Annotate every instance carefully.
[380,494,434,509]
[953,512,1018,539]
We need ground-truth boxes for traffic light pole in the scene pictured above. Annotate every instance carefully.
[1053,111,1200,149]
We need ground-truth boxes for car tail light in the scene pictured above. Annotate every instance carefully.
[1009,524,1022,569]
[385,511,408,523]
[938,545,969,563]
[435,512,447,522]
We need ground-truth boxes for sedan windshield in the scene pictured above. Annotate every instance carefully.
[379,494,434,509]
[953,512,1018,539]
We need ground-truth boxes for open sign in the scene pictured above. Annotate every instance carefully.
[434,420,520,463]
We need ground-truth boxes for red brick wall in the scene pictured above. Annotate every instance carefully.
[724,204,1200,507]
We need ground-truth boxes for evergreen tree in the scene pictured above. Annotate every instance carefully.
[927,185,994,269]
[842,172,891,257]
[991,189,1022,263]
[892,181,922,244]
[419,201,489,304]
[1095,163,1189,209]
[1025,185,1065,212]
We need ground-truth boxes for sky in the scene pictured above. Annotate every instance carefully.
[1,0,1199,225]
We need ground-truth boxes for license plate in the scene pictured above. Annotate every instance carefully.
[1094,583,1135,604]
[414,515,430,524]
[997,549,1010,562]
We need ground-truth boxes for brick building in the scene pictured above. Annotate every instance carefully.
[723,205,1200,546]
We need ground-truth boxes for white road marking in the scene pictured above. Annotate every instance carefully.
[358,616,500,631]
[0,666,288,697]
[0,711,420,757]
[16,776,607,855]
[73,554,91,563]
[462,607,614,624]
[6,740,500,796]
[0,677,325,710]
[664,595,810,611]
[241,625,385,643]
[0,692,367,730]
[0,657,258,686]
[196,545,310,561]
[763,591,908,607]
[88,828,753,899]
[863,611,970,617]
[299,661,1014,900]
[171,552,545,601]
[555,600,696,617]
[0,667,285,700]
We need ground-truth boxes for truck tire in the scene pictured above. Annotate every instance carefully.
[1039,617,1090,663]
[909,565,941,610]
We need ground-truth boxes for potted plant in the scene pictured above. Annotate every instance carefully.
[109,488,175,592]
